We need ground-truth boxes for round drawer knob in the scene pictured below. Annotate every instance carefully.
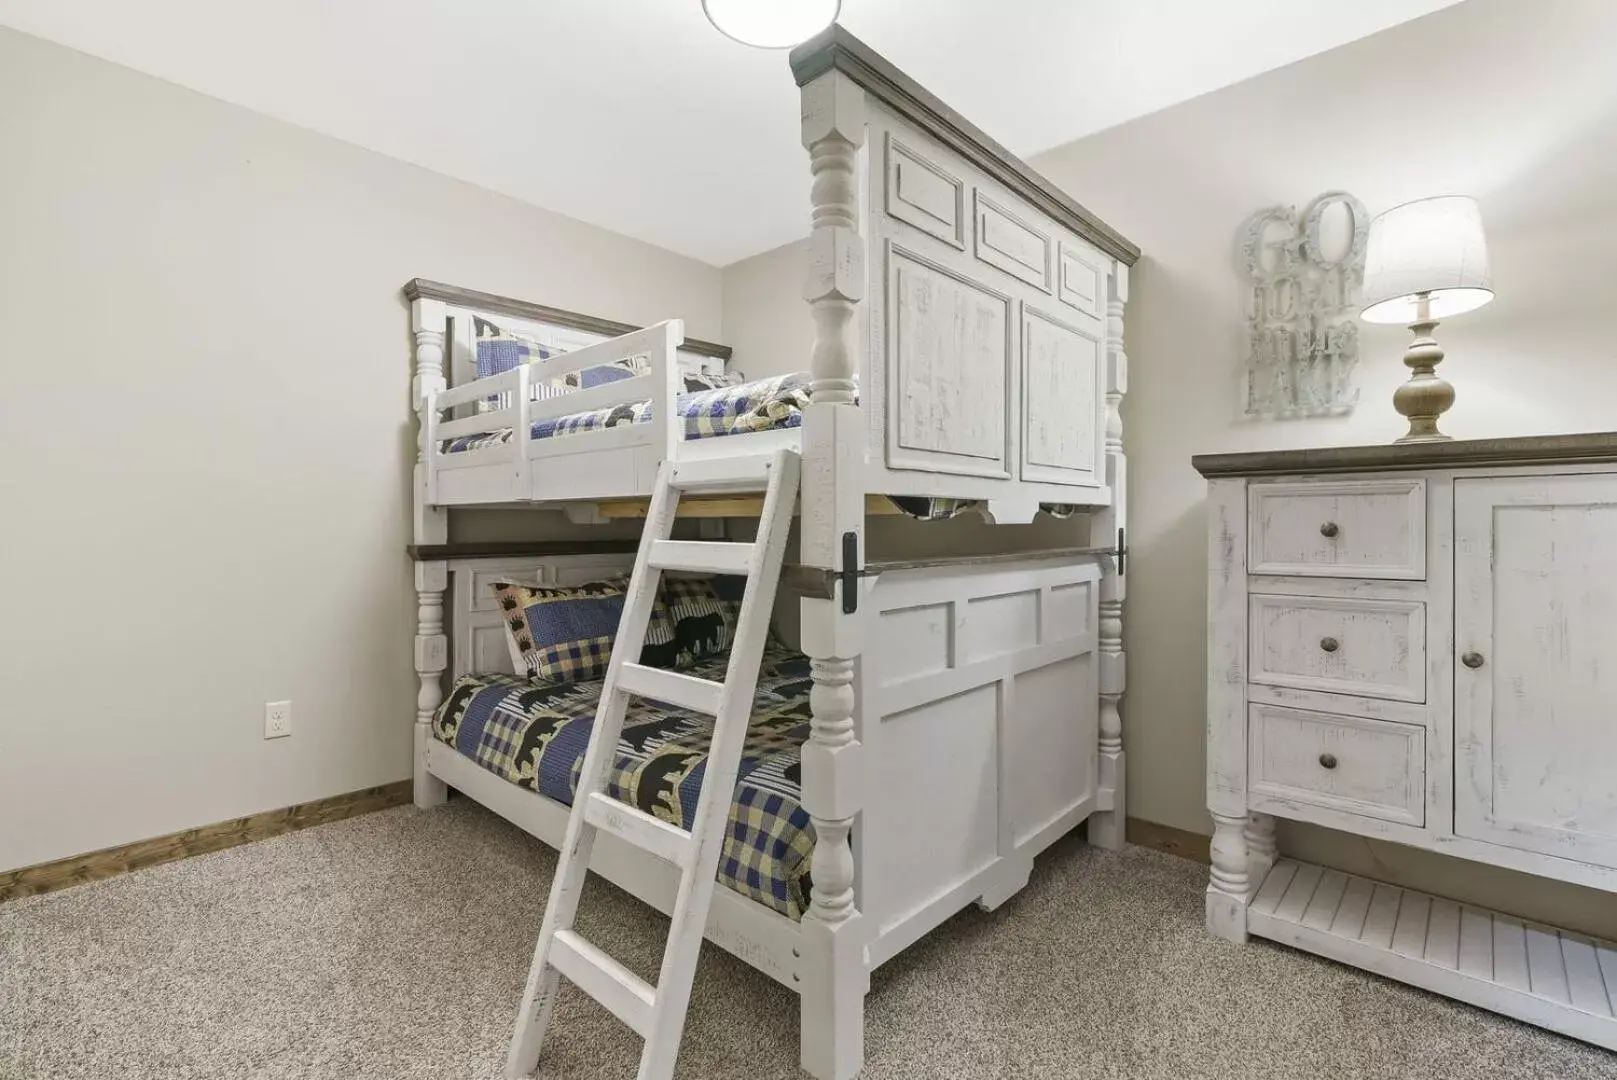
[1320,521,1340,538]
[1462,651,1485,669]
[1320,636,1340,653]
[1319,753,1339,770]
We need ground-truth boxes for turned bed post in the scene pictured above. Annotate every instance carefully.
[411,296,450,810]
[796,66,869,1080]
[1088,264,1130,851]
[1205,475,1251,940]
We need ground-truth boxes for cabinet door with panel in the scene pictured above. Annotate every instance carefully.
[1454,474,1617,870]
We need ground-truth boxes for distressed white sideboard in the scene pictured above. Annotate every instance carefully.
[1194,432,1617,1050]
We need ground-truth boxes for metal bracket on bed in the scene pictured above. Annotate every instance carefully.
[1115,527,1127,577]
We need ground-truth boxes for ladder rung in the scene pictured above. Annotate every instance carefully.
[583,792,694,866]
[669,454,775,492]
[618,662,725,715]
[650,540,755,576]
[550,929,656,1038]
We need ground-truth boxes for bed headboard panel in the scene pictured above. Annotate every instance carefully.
[444,312,729,394]
[448,554,636,678]
[402,279,735,391]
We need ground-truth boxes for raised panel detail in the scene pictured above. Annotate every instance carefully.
[1047,580,1093,640]
[1248,704,1425,827]
[1249,479,1426,579]
[1009,655,1096,845]
[471,623,517,676]
[1058,241,1104,318]
[1020,306,1100,486]
[864,684,1001,935]
[1249,594,1426,703]
[887,245,1010,476]
[885,135,965,249]
[872,601,953,685]
[959,590,1039,662]
[974,192,1052,291]
[1455,474,1617,870]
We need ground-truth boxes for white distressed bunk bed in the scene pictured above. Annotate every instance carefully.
[405,27,1139,1080]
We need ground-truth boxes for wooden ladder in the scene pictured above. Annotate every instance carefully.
[506,448,802,1080]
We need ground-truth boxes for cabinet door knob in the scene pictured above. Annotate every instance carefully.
[1462,651,1485,669]
[1320,521,1340,538]
[1320,636,1340,653]
[1319,753,1338,770]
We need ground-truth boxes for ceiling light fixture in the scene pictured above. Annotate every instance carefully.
[702,0,841,49]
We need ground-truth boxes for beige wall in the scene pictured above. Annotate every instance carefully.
[721,239,813,383]
[0,27,722,873]
[1030,0,1617,936]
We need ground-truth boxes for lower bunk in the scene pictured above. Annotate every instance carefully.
[414,549,1117,1078]
[434,643,817,920]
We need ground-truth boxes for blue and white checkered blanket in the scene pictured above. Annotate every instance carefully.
[443,373,811,453]
[433,643,816,919]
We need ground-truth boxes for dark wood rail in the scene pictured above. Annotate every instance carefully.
[403,279,733,361]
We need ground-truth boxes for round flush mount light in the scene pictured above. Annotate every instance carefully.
[702,0,841,49]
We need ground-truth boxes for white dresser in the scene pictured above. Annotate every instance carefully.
[1194,433,1617,1050]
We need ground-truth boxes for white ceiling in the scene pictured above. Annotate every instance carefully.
[0,0,1465,266]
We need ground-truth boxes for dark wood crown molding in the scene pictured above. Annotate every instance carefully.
[403,279,733,362]
[790,25,1140,267]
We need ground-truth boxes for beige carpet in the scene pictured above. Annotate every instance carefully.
[2,799,1614,1080]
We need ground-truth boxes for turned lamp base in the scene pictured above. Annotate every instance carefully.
[1392,293,1455,444]
[1358,196,1495,446]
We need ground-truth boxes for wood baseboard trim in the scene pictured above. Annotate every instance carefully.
[2,799,1203,905]
[1127,817,1211,865]
[0,780,412,904]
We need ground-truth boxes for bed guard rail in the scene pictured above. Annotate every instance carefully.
[420,320,686,499]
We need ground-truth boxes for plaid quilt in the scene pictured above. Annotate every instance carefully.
[443,372,811,453]
[433,643,816,919]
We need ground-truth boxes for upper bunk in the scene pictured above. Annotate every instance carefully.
[406,25,1140,526]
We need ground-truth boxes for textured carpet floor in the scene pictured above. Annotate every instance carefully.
[2,800,1615,1080]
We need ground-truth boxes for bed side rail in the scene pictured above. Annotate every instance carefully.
[423,320,686,498]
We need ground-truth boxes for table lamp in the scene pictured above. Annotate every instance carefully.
[1360,196,1493,443]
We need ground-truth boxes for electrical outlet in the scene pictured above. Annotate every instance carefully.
[264,700,292,739]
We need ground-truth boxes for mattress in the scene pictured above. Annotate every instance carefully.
[443,372,810,454]
[432,642,816,919]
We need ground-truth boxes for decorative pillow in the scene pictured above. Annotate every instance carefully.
[475,315,647,391]
[680,369,745,394]
[641,576,746,671]
[558,355,650,390]
[474,315,560,379]
[493,578,663,684]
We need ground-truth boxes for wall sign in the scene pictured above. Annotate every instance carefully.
[1238,191,1369,419]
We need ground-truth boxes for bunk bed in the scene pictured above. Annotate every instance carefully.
[405,26,1139,1080]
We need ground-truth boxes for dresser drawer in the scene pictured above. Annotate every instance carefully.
[1249,479,1426,579]
[1248,704,1425,826]
[1249,594,1425,702]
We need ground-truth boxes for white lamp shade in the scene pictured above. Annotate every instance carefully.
[703,0,840,48]
[1360,195,1493,324]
